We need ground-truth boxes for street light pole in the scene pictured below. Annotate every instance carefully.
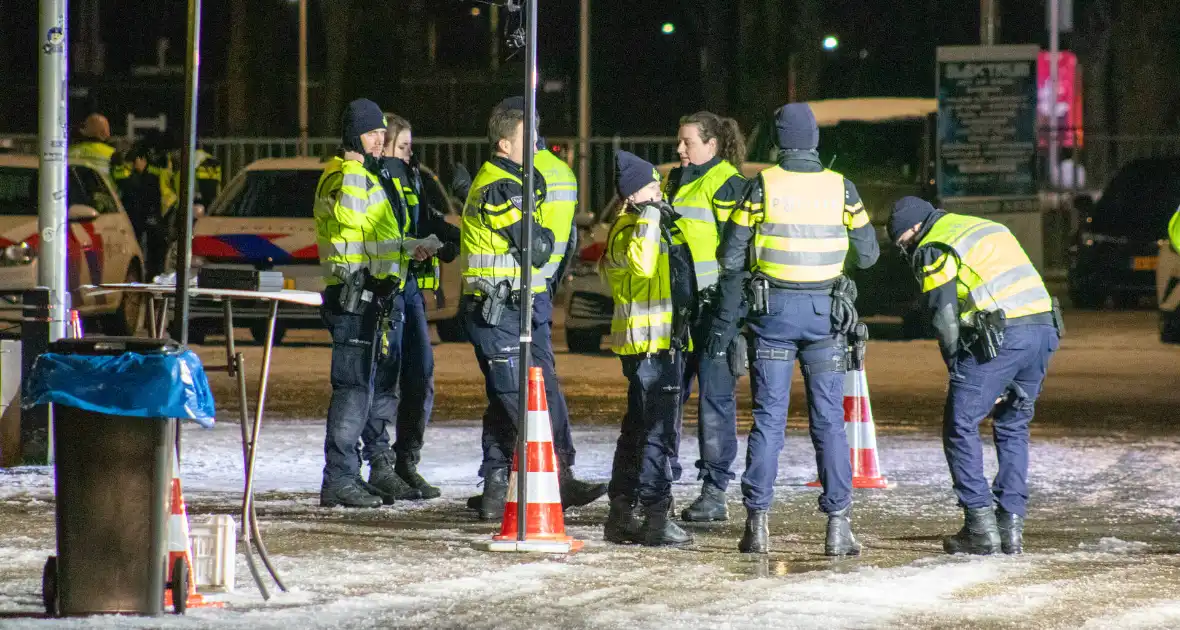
[38,0,69,343]
[298,0,309,155]
[171,0,202,344]
[1048,0,1060,191]
[516,0,539,543]
[577,0,590,214]
[980,0,998,45]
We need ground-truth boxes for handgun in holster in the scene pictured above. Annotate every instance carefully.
[672,305,692,352]
[971,309,1006,362]
[1050,296,1066,338]
[337,268,374,315]
[847,321,869,371]
[473,278,511,327]
[748,276,770,316]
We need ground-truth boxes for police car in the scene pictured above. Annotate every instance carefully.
[186,157,463,345]
[0,154,145,336]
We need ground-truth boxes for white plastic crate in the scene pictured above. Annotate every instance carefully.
[189,515,237,592]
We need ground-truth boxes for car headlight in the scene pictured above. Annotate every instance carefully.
[1,242,34,266]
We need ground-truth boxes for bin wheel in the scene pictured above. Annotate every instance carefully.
[42,556,58,617]
[170,556,187,615]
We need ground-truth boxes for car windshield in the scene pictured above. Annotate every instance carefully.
[212,169,321,218]
[0,166,91,216]
[1091,161,1180,238]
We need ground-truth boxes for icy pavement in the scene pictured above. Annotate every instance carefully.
[4,422,1180,629]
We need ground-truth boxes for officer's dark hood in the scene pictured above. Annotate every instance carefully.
[340,99,386,154]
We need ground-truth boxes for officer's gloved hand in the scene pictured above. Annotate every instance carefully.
[362,152,385,176]
[437,241,459,263]
[831,276,859,335]
[652,200,681,228]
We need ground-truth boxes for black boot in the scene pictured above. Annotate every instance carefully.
[738,509,769,554]
[396,457,441,500]
[559,468,608,510]
[944,507,1001,555]
[639,497,694,547]
[681,483,729,522]
[320,478,383,508]
[996,508,1024,555]
[465,493,481,511]
[479,468,509,522]
[825,506,862,556]
[603,496,642,544]
[367,451,422,504]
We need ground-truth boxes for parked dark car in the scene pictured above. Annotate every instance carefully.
[1068,158,1180,308]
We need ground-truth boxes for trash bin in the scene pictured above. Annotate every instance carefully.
[23,336,216,617]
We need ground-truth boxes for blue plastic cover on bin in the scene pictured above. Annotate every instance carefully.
[23,349,216,427]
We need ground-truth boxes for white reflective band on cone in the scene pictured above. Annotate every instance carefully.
[526,410,554,442]
[844,419,878,450]
[505,471,563,505]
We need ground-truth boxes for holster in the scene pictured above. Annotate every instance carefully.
[847,321,869,371]
[727,333,748,377]
[1050,296,1066,338]
[338,268,372,315]
[474,279,511,327]
[969,309,1006,362]
[747,276,770,316]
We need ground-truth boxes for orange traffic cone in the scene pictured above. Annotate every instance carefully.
[475,367,583,553]
[163,458,223,610]
[68,310,83,339]
[808,367,891,489]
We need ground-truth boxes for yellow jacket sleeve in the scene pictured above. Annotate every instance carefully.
[626,205,663,278]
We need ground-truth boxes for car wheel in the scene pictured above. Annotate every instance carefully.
[250,322,287,346]
[566,328,602,353]
[101,265,145,336]
[1161,311,1180,344]
[435,316,467,343]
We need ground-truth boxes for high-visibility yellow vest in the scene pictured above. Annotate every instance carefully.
[665,160,739,289]
[1169,209,1180,253]
[69,141,116,175]
[745,166,854,284]
[394,174,442,292]
[170,149,223,196]
[918,213,1052,323]
[535,149,578,283]
[602,204,683,355]
[314,157,407,286]
[459,161,548,296]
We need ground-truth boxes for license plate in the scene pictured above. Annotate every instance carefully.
[283,278,296,290]
[1133,256,1158,271]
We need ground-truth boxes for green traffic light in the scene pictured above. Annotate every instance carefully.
[661,22,675,35]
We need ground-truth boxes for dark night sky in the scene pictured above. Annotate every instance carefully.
[0,0,1059,135]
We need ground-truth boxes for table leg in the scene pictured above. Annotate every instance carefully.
[146,298,158,339]
[242,300,287,592]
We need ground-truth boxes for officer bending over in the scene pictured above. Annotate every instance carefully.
[601,150,693,547]
[888,196,1062,555]
[710,103,879,555]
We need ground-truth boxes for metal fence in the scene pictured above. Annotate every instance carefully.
[7,131,1180,211]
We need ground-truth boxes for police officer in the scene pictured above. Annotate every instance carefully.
[471,96,605,511]
[69,113,117,175]
[314,99,411,508]
[375,112,461,500]
[170,147,223,207]
[116,145,161,248]
[601,150,694,547]
[710,103,879,555]
[665,111,748,523]
[460,100,602,521]
[888,196,1061,555]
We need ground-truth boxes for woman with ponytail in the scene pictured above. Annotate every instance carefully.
[663,111,748,524]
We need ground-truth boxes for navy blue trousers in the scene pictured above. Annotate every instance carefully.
[321,287,404,487]
[743,292,851,513]
[944,324,1058,517]
[392,277,434,464]
[609,351,685,506]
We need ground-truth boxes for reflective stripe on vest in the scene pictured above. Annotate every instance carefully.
[602,209,675,355]
[918,213,1052,323]
[752,166,848,284]
[536,150,578,282]
[460,161,547,295]
[69,142,115,174]
[667,160,739,289]
[314,157,407,285]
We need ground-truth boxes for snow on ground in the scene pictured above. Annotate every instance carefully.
[4,422,1180,629]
